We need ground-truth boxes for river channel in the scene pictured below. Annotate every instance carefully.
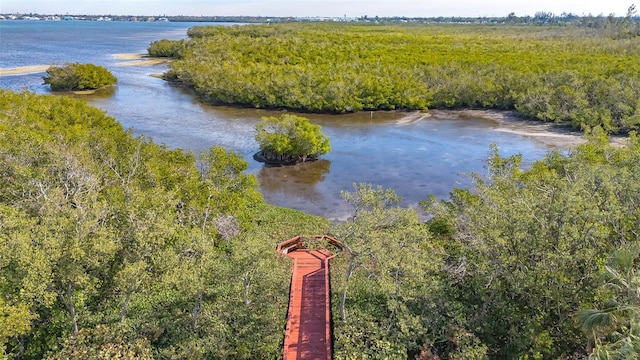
[1,20,580,220]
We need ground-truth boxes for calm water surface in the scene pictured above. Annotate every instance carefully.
[1,21,568,220]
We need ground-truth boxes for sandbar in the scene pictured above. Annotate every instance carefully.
[445,109,628,148]
[396,111,429,126]
[0,65,50,76]
[112,53,145,60]
[113,53,169,66]
[116,59,169,66]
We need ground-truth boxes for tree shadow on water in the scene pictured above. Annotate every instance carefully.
[256,159,331,203]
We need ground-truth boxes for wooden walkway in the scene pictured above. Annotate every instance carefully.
[277,236,342,360]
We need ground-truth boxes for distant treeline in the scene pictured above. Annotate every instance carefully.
[150,21,640,132]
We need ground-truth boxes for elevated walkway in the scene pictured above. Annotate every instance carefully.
[277,235,343,360]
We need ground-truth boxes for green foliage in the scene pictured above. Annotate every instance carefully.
[0,89,328,359]
[255,114,330,162]
[423,131,640,358]
[7,78,640,359]
[166,23,640,131]
[330,183,447,358]
[45,325,154,360]
[147,39,187,58]
[577,245,640,359]
[43,62,117,91]
[0,296,36,358]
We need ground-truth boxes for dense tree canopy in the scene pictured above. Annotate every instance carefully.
[330,184,448,359]
[4,76,640,358]
[156,23,640,132]
[0,90,327,359]
[43,63,117,91]
[422,129,640,358]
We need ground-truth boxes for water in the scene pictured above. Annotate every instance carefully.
[0,20,570,220]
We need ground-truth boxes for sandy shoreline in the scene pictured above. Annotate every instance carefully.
[0,65,50,76]
[116,58,169,66]
[0,55,168,76]
[113,53,169,66]
[430,109,628,148]
[112,53,145,60]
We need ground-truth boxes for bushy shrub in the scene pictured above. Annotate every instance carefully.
[43,62,117,91]
[147,39,186,58]
[255,114,330,163]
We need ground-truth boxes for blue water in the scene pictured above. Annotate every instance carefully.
[0,20,568,219]
[0,20,221,91]
[1,21,187,66]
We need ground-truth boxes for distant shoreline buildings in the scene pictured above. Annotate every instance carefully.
[0,14,171,22]
[0,12,638,25]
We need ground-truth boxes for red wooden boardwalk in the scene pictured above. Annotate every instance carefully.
[277,236,342,360]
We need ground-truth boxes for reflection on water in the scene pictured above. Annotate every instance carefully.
[258,159,331,204]
[65,86,117,99]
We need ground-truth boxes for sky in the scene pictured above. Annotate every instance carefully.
[1,0,636,18]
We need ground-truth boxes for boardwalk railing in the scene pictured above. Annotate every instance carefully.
[276,234,344,255]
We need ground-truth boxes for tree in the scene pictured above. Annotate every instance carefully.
[330,183,447,358]
[43,63,117,91]
[32,142,116,337]
[45,325,154,360]
[255,114,330,164]
[0,297,34,358]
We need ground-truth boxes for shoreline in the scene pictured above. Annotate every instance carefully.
[160,75,625,148]
[0,63,629,149]
[0,54,168,76]
[429,109,628,148]
[113,53,170,66]
[0,65,50,76]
